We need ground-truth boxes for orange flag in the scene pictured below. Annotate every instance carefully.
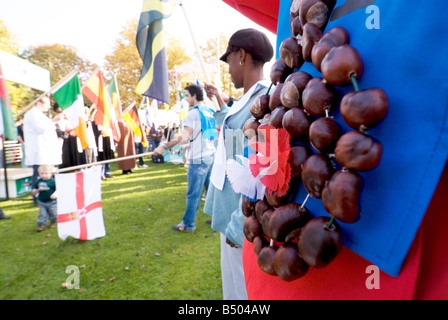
[82,70,121,142]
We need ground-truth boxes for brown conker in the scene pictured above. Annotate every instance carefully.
[301,153,335,198]
[340,88,389,130]
[302,77,338,116]
[309,116,343,154]
[321,169,364,223]
[334,130,383,171]
[298,216,343,268]
[270,59,293,85]
[274,242,309,281]
[279,37,304,69]
[282,107,311,140]
[321,45,364,86]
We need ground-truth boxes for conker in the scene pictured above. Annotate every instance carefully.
[302,22,322,61]
[253,235,269,256]
[311,26,349,71]
[242,118,260,140]
[270,59,293,85]
[325,26,349,46]
[243,214,263,242]
[298,216,343,268]
[274,242,309,281]
[282,108,311,140]
[299,0,332,30]
[269,83,284,111]
[322,169,364,223]
[334,130,383,171]
[289,145,313,178]
[290,0,301,20]
[340,88,389,130]
[279,37,304,69]
[309,116,342,154]
[267,203,311,242]
[311,38,335,72]
[255,199,271,223]
[259,113,271,128]
[302,77,338,116]
[280,71,312,108]
[321,45,364,86]
[290,16,303,37]
[257,245,278,275]
[261,208,275,237]
[268,106,287,128]
[264,189,289,208]
[301,153,334,198]
[251,94,270,119]
[242,196,257,217]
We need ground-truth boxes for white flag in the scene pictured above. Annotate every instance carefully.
[55,166,106,241]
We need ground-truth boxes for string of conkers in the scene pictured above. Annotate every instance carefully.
[241,0,388,281]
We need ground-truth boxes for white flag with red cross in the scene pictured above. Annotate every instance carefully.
[55,166,106,241]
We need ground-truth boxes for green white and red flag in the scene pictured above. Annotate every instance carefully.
[53,73,89,149]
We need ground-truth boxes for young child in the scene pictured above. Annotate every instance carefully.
[32,164,57,232]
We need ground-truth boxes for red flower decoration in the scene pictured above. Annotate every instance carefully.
[249,126,291,197]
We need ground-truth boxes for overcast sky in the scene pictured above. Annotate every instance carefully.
[0,0,276,66]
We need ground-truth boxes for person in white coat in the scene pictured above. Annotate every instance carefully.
[23,96,62,205]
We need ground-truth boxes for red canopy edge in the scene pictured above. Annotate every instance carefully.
[221,0,280,34]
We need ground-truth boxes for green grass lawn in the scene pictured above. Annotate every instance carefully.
[0,158,222,300]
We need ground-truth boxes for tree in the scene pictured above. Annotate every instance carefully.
[104,19,142,107]
[15,44,97,114]
[0,20,19,54]
[21,44,97,86]
[0,20,34,115]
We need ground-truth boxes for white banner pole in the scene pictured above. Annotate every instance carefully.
[15,70,79,119]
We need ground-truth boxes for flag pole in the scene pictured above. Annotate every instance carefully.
[122,101,137,116]
[179,0,220,110]
[55,152,155,174]
[1,134,9,200]
[179,0,210,84]
[15,70,79,120]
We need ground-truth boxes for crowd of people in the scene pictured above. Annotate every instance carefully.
[11,90,195,233]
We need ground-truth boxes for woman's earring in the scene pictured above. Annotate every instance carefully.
[239,61,244,66]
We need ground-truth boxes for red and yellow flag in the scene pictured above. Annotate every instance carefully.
[82,70,121,142]
[122,102,148,147]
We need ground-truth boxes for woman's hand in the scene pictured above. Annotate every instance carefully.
[204,83,219,99]
[226,237,240,248]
